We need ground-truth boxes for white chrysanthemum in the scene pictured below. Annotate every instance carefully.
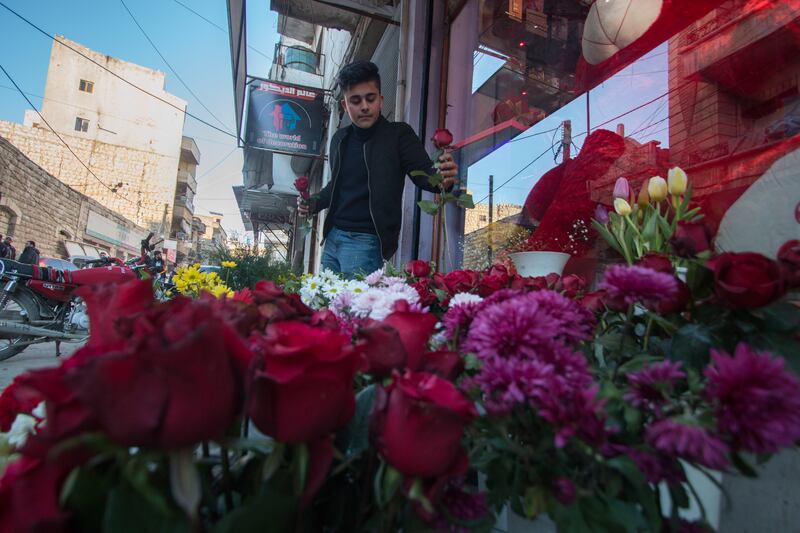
[364,268,385,286]
[8,413,36,449]
[450,293,483,307]
[346,280,369,294]
[382,276,406,287]
[352,289,388,317]
[386,285,421,307]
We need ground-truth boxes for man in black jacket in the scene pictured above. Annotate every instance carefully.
[298,60,458,276]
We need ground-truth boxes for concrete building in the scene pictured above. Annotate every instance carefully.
[0,136,148,260]
[170,136,200,262]
[0,35,188,232]
[194,213,228,259]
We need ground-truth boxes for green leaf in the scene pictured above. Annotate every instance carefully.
[103,482,188,533]
[456,193,475,209]
[61,465,116,533]
[617,355,663,374]
[667,323,718,370]
[731,452,758,478]
[336,384,376,457]
[427,173,444,187]
[417,200,439,215]
[410,170,432,179]
[122,459,173,517]
[211,473,297,533]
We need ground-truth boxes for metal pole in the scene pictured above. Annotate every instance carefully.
[487,174,494,264]
[562,120,572,162]
[586,89,590,136]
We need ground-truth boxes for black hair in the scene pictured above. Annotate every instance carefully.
[337,60,381,93]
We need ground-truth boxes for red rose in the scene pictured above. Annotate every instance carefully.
[510,274,549,292]
[405,259,432,278]
[382,310,438,371]
[477,273,506,297]
[778,240,800,288]
[294,176,309,191]
[252,280,313,322]
[431,128,454,149]
[555,274,587,298]
[0,378,43,432]
[578,290,607,314]
[77,279,155,351]
[706,252,786,309]
[247,322,361,443]
[66,299,244,449]
[656,280,691,315]
[371,371,476,478]
[411,279,438,307]
[636,253,673,274]
[439,270,480,295]
[357,323,407,377]
[671,220,712,257]
[418,351,463,381]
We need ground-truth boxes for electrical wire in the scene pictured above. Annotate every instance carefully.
[118,0,232,132]
[474,141,558,205]
[0,63,135,206]
[170,0,273,63]
[0,1,237,139]
[196,148,238,181]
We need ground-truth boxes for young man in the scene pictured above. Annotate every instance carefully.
[297,60,458,276]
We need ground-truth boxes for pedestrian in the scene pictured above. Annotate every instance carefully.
[3,237,16,260]
[297,60,459,276]
[18,240,40,265]
[0,234,7,259]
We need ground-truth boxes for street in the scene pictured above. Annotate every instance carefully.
[0,341,83,390]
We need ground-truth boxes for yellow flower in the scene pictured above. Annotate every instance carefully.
[613,198,632,216]
[647,176,668,203]
[667,167,688,196]
[208,284,234,298]
[221,261,237,268]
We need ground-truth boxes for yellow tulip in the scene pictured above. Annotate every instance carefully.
[667,167,688,196]
[647,176,668,203]
[613,198,632,216]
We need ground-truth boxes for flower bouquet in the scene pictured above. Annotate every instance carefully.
[0,167,797,532]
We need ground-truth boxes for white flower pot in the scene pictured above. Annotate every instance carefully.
[509,251,570,278]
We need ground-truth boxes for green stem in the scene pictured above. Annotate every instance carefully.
[219,444,234,512]
[642,316,654,351]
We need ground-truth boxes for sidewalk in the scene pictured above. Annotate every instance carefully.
[0,341,83,390]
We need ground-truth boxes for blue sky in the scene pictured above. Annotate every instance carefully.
[0,0,670,235]
[0,0,279,236]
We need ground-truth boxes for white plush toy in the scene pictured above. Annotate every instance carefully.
[581,0,663,65]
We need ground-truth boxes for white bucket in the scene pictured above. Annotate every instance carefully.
[509,251,570,278]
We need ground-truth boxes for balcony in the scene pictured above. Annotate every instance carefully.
[177,170,197,194]
[181,136,200,165]
[175,194,194,213]
[271,43,325,90]
[173,203,193,225]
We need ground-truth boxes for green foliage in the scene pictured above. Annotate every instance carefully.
[209,243,293,290]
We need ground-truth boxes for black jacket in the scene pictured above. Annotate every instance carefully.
[314,116,438,260]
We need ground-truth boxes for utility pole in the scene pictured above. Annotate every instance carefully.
[562,120,572,162]
[487,174,494,264]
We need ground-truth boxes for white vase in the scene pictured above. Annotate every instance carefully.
[509,251,570,278]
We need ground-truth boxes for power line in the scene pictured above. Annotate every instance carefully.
[475,141,557,204]
[170,0,273,63]
[0,1,237,139]
[196,147,238,181]
[0,63,135,207]
[118,0,232,132]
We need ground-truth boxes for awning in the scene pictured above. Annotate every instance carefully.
[64,241,105,260]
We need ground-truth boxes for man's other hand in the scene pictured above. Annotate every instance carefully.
[297,196,314,217]
[438,150,458,190]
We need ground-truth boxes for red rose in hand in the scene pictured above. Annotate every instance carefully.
[405,259,432,278]
[431,128,454,149]
[247,322,361,443]
[671,220,712,257]
[778,240,800,288]
[706,252,786,309]
[371,370,476,478]
[294,176,310,199]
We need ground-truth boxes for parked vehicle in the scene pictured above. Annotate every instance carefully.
[0,234,165,360]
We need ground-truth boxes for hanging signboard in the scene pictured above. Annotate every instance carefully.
[245,80,325,156]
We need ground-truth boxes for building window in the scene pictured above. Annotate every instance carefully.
[479,215,487,222]
[74,117,89,132]
[78,79,94,93]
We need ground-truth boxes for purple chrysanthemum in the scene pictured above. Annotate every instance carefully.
[704,343,800,454]
[442,302,479,342]
[464,290,594,360]
[623,447,686,484]
[646,419,729,470]
[599,264,679,309]
[624,361,685,410]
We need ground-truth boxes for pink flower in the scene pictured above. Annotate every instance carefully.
[620,446,685,484]
[599,265,679,311]
[704,344,800,454]
[442,302,478,343]
[551,477,576,505]
[613,177,630,200]
[646,419,729,470]
[624,361,685,410]
[465,290,594,360]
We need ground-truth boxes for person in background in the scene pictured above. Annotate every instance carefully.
[0,234,7,259]
[18,240,40,265]
[3,237,16,260]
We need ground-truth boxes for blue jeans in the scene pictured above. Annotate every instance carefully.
[321,227,383,277]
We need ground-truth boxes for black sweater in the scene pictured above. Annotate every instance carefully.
[329,122,377,234]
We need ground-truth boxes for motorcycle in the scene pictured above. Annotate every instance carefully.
[0,233,165,361]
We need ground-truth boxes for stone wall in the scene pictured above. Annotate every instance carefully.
[0,136,147,259]
[0,120,177,232]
